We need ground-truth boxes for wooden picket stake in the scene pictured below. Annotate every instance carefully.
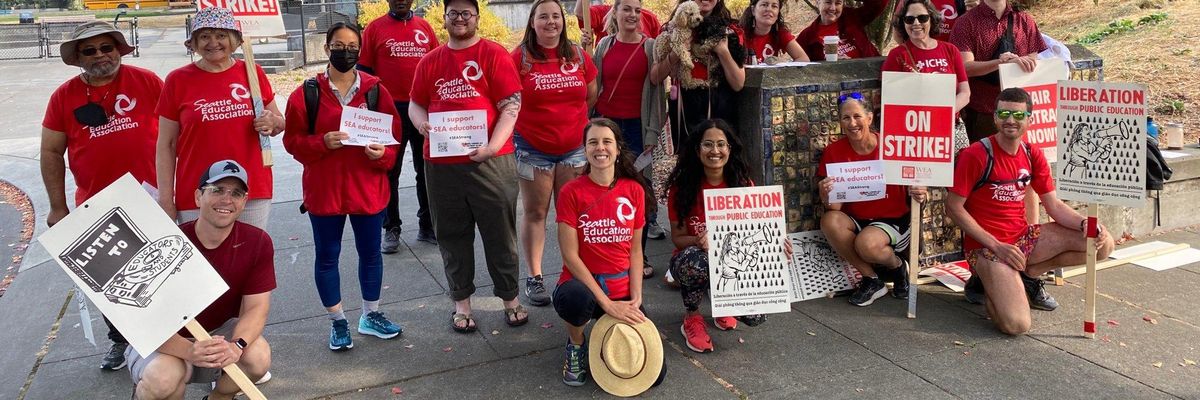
[241,41,273,167]
[1083,205,1099,339]
[184,320,267,400]
[1060,243,1189,279]
[906,198,921,319]
[580,0,592,53]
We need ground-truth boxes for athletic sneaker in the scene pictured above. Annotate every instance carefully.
[359,311,402,339]
[681,314,713,353]
[381,227,401,254]
[562,340,589,387]
[329,319,353,351]
[890,260,910,299]
[714,316,737,331]
[99,342,127,370]
[1021,273,1059,311]
[964,274,986,305]
[849,276,888,307]
[736,314,767,327]
[525,275,551,307]
[646,220,667,240]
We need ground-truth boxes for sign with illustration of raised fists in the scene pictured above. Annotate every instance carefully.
[880,72,957,187]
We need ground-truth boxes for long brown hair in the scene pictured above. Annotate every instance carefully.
[584,118,657,214]
[738,0,789,38]
[519,0,579,64]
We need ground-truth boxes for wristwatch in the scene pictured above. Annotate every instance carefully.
[235,338,248,350]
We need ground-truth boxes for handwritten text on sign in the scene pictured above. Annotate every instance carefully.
[826,160,885,203]
[881,104,954,162]
[339,107,399,146]
[429,110,488,158]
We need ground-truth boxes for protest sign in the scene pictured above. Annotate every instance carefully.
[1001,58,1068,161]
[825,160,886,204]
[704,186,792,317]
[429,110,488,158]
[787,230,860,302]
[197,0,286,37]
[880,72,957,186]
[1055,81,1148,208]
[917,261,971,292]
[340,107,399,146]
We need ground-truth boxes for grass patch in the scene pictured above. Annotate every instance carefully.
[1075,12,1168,45]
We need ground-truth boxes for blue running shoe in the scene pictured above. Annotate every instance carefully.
[562,340,588,387]
[359,311,402,339]
[329,319,353,351]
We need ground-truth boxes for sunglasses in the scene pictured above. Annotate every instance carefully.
[80,44,117,57]
[995,110,1030,121]
[903,14,930,25]
[838,92,864,105]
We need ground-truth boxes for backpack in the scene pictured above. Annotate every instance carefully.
[972,137,1034,192]
[1146,136,1173,227]
[302,76,380,135]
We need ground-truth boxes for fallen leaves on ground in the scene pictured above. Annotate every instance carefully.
[738,337,745,343]
[806,331,816,336]
[491,330,500,335]
[541,322,554,329]
[1143,315,1159,324]
[391,387,403,395]
[1107,320,1120,326]
[403,344,414,349]
[1152,362,1163,368]
[442,347,453,352]
[953,341,966,346]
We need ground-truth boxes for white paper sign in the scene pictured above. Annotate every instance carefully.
[197,0,286,38]
[339,107,399,146]
[880,72,957,187]
[703,186,793,317]
[787,230,860,302]
[826,160,886,203]
[1001,58,1069,162]
[1055,80,1148,207]
[429,110,488,157]
[37,175,229,356]
[917,261,972,292]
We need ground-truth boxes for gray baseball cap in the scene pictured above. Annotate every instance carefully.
[198,160,249,190]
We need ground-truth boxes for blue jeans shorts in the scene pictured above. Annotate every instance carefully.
[513,133,586,181]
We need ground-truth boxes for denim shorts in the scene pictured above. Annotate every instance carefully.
[513,133,586,181]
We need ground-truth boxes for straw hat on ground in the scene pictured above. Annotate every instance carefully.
[588,315,665,397]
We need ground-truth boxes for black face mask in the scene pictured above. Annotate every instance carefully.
[73,102,109,128]
[329,49,359,73]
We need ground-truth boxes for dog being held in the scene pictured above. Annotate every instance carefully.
[653,1,702,82]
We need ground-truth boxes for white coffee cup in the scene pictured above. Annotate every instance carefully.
[823,36,839,61]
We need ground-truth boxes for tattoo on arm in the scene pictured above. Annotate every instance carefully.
[497,93,521,118]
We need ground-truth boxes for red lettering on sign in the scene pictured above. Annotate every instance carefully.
[198,0,280,16]
[881,104,954,162]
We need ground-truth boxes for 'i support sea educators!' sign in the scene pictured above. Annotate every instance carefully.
[1001,58,1069,162]
[429,110,488,158]
[880,72,956,187]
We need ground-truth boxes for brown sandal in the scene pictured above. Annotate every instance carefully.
[504,305,529,327]
[451,312,477,334]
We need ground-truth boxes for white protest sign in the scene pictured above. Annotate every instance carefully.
[1055,81,1148,208]
[703,186,792,317]
[197,0,286,37]
[826,160,886,203]
[787,230,860,302]
[917,261,971,292]
[37,174,229,356]
[880,72,957,186]
[339,107,399,146]
[1001,58,1068,162]
[429,110,488,158]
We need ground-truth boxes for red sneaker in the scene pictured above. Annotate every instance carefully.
[714,316,737,331]
[681,314,714,353]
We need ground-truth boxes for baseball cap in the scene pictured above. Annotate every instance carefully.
[198,160,249,190]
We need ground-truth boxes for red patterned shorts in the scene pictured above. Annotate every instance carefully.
[966,224,1043,268]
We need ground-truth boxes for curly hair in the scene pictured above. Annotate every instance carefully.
[891,0,943,43]
[667,119,753,229]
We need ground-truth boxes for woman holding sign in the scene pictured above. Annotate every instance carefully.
[510,0,600,308]
[817,94,927,307]
[282,23,405,351]
[666,119,766,353]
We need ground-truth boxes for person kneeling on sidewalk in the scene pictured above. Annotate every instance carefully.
[127,160,274,400]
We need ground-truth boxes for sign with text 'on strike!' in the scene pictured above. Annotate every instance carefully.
[1001,58,1069,162]
[197,0,286,37]
[880,72,956,187]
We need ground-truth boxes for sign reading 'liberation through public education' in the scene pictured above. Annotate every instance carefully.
[1054,80,1148,208]
[703,186,793,317]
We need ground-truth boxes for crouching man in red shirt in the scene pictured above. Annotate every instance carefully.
[947,88,1113,335]
[127,160,275,400]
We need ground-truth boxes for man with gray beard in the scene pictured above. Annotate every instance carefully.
[40,20,163,371]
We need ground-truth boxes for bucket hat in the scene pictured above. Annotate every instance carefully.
[60,21,135,67]
[588,315,665,397]
[191,7,242,39]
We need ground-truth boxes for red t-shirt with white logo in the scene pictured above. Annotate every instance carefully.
[409,39,523,164]
[816,137,910,220]
[949,137,1054,251]
[157,60,275,211]
[177,221,276,338]
[512,46,597,155]
[42,65,162,206]
[667,180,730,255]
[556,176,645,300]
[881,41,967,83]
[359,14,440,102]
[744,28,796,62]
[816,23,862,60]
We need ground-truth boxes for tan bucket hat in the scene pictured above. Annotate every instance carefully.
[60,21,135,67]
[588,314,665,397]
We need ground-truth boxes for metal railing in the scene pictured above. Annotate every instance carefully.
[282,0,359,64]
[0,15,138,61]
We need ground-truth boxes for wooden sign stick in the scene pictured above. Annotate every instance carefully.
[581,0,592,53]
[906,197,921,319]
[241,41,274,167]
[184,320,267,400]
[1083,204,1099,339]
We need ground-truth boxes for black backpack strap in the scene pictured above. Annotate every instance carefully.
[303,77,320,135]
[365,83,380,111]
[973,138,996,192]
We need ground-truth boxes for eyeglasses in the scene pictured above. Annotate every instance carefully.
[445,10,477,20]
[80,44,116,57]
[838,92,864,105]
[995,109,1030,121]
[701,140,729,150]
[328,43,360,52]
[903,14,930,25]
[201,185,248,200]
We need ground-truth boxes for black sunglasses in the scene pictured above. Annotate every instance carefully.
[80,44,117,57]
[903,14,931,25]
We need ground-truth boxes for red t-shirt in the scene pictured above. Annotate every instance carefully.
[667,180,730,255]
[359,14,440,102]
[157,61,275,211]
[881,41,967,83]
[744,28,796,62]
[949,137,1054,251]
[579,4,662,43]
[555,176,646,300]
[595,39,648,119]
[42,65,162,206]
[409,39,523,164]
[816,23,863,59]
[512,46,597,155]
[178,221,276,338]
[816,137,909,220]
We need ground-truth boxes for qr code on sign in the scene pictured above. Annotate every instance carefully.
[836,192,845,200]
[438,143,448,153]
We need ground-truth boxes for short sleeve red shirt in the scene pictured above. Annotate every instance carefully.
[744,28,796,62]
[359,14,440,102]
[555,176,646,300]
[949,137,1054,251]
[949,5,1047,113]
[881,41,967,83]
[177,221,276,338]
[667,180,730,255]
[42,65,162,206]
[512,46,597,155]
[816,137,910,220]
[595,40,648,119]
[409,39,522,164]
[815,23,863,60]
[157,61,275,211]
[579,4,662,43]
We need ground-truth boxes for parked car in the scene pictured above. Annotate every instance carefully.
[19,12,34,23]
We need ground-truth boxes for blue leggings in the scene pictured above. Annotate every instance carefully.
[310,212,385,308]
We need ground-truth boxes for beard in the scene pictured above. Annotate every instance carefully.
[83,60,120,79]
